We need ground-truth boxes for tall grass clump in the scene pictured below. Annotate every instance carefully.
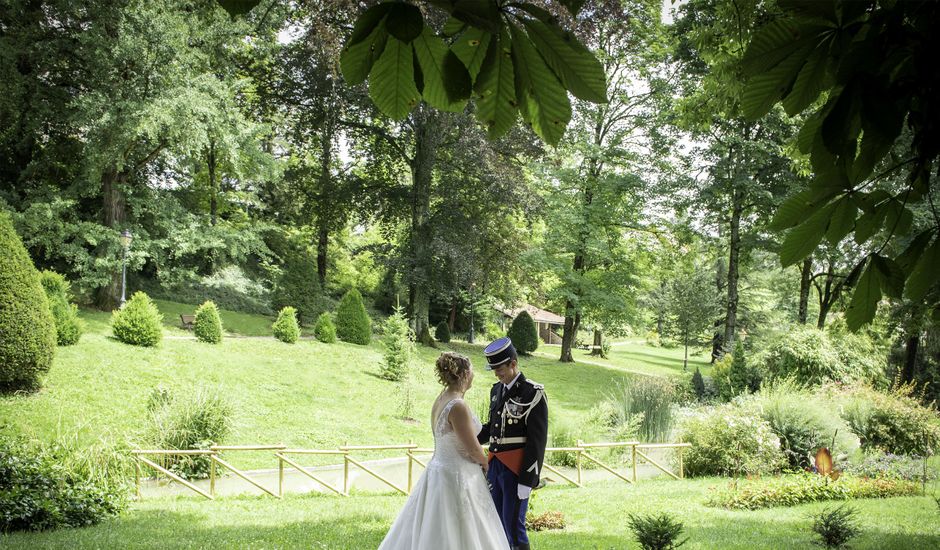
[607,377,676,443]
[144,385,233,479]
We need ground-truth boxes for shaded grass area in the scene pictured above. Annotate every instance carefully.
[535,341,712,378]
[0,302,644,470]
[2,478,937,549]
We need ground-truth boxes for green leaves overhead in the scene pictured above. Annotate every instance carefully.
[744,0,940,329]
[216,0,261,16]
[369,38,421,120]
[340,1,608,143]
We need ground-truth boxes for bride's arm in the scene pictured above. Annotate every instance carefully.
[449,401,489,471]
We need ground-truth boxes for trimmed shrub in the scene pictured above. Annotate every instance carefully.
[841,385,940,455]
[145,385,233,479]
[759,326,884,386]
[111,291,163,347]
[627,512,687,550]
[313,312,337,343]
[271,253,322,325]
[508,310,539,355]
[680,404,786,477]
[40,270,83,346]
[0,435,124,532]
[707,472,917,510]
[335,289,371,345]
[273,306,300,344]
[193,301,223,344]
[381,307,414,382]
[435,321,451,343]
[0,211,57,392]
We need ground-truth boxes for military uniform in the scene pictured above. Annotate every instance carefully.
[477,338,548,550]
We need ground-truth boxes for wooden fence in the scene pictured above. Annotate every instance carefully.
[132,440,691,501]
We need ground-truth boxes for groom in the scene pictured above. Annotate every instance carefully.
[478,337,548,550]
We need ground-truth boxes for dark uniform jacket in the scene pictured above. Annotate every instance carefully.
[477,373,548,489]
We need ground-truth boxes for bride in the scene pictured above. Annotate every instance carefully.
[378,352,511,549]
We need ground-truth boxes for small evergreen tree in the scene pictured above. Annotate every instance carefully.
[0,211,56,391]
[381,307,414,382]
[313,312,337,343]
[435,321,451,343]
[691,367,706,401]
[508,310,539,355]
[728,340,761,394]
[39,270,83,346]
[193,301,223,344]
[336,289,371,345]
[273,306,300,344]
[111,292,164,346]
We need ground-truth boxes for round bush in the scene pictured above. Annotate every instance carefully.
[680,404,786,477]
[759,325,887,386]
[313,312,336,343]
[111,291,163,347]
[273,306,300,344]
[0,211,57,392]
[335,289,371,345]
[842,386,940,455]
[435,321,451,343]
[508,310,539,355]
[193,301,223,344]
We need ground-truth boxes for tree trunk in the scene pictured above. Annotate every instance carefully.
[315,104,336,289]
[448,301,457,332]
[722,187,743,355]
[560,306,581,363]
[798,256,812,324]
[316,224,329,288]
[408,107,443,346]
[683,328,689,371]
[902,334,920,383]
[656,280,666,336]
[96,169,127,310]
[817,265,835,328]
[207,140,218,226]
[590,328,603,357]
[711,256,726,362]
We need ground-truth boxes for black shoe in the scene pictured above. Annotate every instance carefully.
[512,545,531,550]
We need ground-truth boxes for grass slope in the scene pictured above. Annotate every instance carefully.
[1,301,675,470]
[2,478,937,549]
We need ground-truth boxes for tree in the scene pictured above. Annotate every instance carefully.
[664,267,720,371]
[508,311,539,355]
[0,211,56,392]
[741,0,940,330]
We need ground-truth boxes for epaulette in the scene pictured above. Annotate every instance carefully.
[525,379,544,391]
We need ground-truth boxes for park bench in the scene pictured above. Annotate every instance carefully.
[180,314,195,329]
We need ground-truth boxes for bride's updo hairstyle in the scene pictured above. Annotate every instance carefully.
[435,352,472,387]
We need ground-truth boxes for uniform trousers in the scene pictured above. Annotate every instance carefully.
[487,456,529,547]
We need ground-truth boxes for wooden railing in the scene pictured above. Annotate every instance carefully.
[132,440,690,501]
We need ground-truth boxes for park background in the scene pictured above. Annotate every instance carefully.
[1,0,940,548]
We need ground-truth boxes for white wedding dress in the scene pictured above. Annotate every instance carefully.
[378,398,511,550]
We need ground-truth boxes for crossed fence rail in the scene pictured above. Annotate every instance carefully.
[132,440,691,501]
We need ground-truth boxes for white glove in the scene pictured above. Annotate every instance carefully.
[517,484,531,500]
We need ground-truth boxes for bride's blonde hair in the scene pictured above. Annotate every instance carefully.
[435,352,471,387]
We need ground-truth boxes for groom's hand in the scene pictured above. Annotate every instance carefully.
[517,484,531,500]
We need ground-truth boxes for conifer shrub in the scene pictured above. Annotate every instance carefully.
[508,310,538,355]
[273,306,300,344]
[381,307,414,381]
[111,291,163,347]
[691,368,706,400]
[313,312,337,343]
[39,270,83,346]
[435,320,451,343]
[0,211,56,392]
[627,512,687,550]
[336,289,371,345]
[193,301,223,344]
[811,505,860,549]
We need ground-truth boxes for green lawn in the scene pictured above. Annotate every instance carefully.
[534,341,712,377]
[2,478,937,549]
[1,300,657,470]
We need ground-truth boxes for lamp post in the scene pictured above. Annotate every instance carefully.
[468,282,476,344]
[120,229,132,307]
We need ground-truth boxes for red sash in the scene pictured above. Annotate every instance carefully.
[489,449,524,476]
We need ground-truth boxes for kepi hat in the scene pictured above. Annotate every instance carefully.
[484,337,516,370]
